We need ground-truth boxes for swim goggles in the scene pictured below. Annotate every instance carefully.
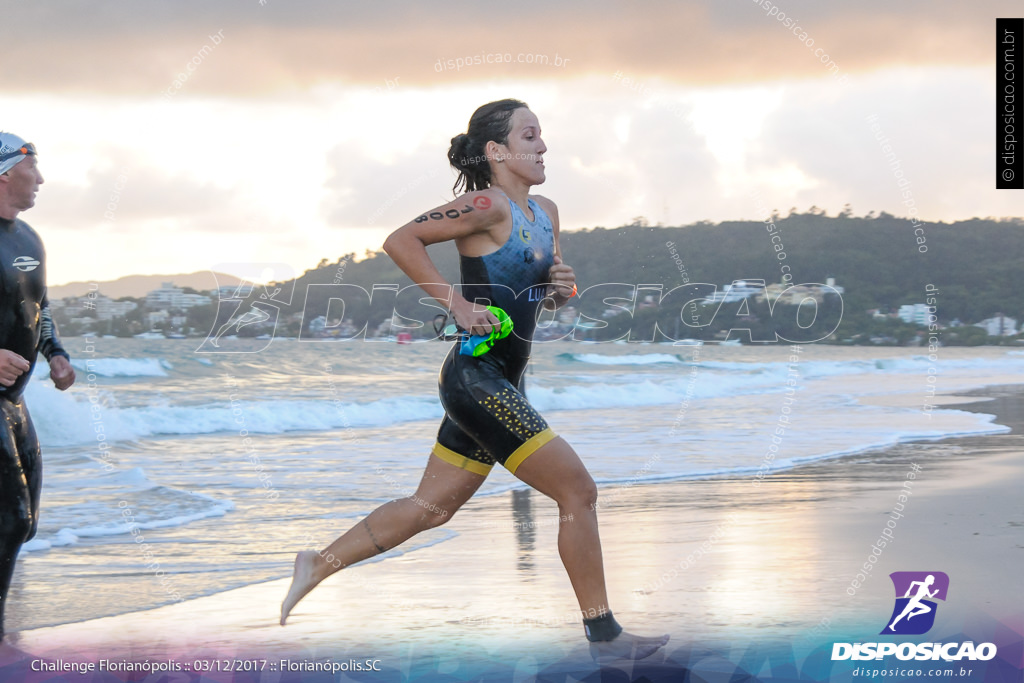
[432,306,514,356]
[0,142,36,164]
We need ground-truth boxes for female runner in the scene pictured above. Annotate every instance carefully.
[282,99,668,660]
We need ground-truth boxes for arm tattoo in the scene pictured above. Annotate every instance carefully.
[414,204,475,223]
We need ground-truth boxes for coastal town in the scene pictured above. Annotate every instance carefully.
[51,277,1020,346]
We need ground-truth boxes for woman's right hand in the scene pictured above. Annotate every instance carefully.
[0,350,30,387]
[450,298,501,337]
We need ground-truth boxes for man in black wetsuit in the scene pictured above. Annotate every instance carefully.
[0,132,74,644]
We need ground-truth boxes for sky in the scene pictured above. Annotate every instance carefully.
[1,0,1019,285]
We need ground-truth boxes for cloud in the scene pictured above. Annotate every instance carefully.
[321,140,454,228]
[314,83,722,232]
[3,0,1016,95]
[9,1,1017,284]
[744,67,1009,222]
[32,158,242,232]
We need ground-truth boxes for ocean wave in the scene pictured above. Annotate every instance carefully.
[564,353,1024,380]
[586,408,1010,488]
[30,385,446,446]
[23,482,234,553]
[558,352,687,365]
[69,357,173,377]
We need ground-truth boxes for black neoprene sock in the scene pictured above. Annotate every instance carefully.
[583,611,623,642]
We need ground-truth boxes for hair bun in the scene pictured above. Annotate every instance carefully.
[454,133,472,154]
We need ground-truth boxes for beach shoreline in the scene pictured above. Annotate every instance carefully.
[3,381,1021,681]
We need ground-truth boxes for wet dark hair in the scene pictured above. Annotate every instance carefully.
[448,98,528,195]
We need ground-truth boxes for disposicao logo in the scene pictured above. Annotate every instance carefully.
[13,256,40,272]
[882,571,948,635]
[831,571,997,662]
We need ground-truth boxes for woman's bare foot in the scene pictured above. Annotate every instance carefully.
[589,631,670,662]
[280,550,322,625]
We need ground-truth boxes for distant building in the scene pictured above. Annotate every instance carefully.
[60,299,92,317]
[94,296,138,321]
[975,314,1018,337]
[823,277,844,294]
[181,293,212,308]
[759,278,843,306]
[146,283,180,307]
[556,305,577,325]
[897,304,931,326]
[308,315,328,334]
[146,283,211,310]
[704,280,765,305]
[637,293,659,310]
[213,284,255,299]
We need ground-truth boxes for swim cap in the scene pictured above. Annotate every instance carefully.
[0,132,36,175]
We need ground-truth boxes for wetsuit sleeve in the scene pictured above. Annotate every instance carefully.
[37,296,69,362]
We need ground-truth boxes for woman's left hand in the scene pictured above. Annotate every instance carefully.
[546,255,576,305]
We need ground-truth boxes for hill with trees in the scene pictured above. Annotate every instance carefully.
[277,211,1021,345]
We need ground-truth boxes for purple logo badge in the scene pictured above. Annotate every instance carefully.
[881,571,949,635]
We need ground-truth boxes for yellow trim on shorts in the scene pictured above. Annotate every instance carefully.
[432,443,494,476]
[504,428,557,475]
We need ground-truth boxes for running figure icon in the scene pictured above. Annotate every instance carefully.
[888,574,938,631]
[881,571,949,635]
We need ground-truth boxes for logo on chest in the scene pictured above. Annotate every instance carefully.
[13,256,40,272]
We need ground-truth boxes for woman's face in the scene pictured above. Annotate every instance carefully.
[493,108,546,186]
